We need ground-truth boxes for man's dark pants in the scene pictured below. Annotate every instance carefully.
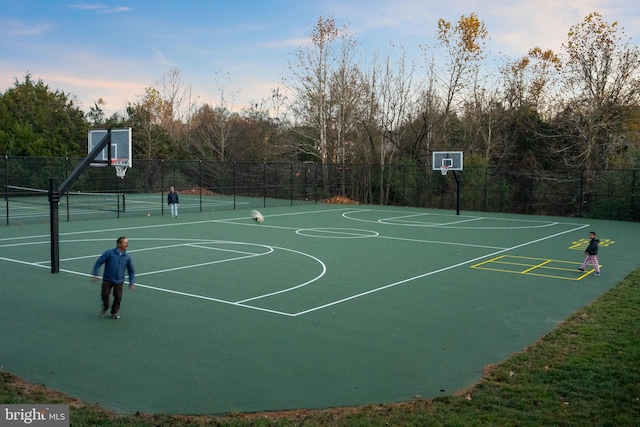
[101,281,124,315]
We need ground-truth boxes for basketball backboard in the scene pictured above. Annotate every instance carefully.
[432,151,463,171]
[88,128,132,167]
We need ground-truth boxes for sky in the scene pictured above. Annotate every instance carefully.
[1,0,639,116]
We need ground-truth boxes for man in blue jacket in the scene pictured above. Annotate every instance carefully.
[92,236,136,319]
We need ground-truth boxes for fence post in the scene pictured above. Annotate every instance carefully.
[314,163,318,203]
[290,163,294,206]
[233,161,237,210]
[631,169,637,221]
[404,163,409,205]
[4,155,8,225]
[530,169,534,213]
[579,169,584,218]
[484,167,488,212]
[65,158,70,222]
[161,160,165,216]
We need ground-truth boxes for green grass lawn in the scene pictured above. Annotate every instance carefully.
[2,268,640,426]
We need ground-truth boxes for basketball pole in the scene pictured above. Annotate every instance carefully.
[49,130,111,273]
[452,170,460,215]
[49,178,60,272]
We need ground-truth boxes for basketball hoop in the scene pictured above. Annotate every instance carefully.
[115,165,128,179]
[112,159,129,179]
[440,165,449,176]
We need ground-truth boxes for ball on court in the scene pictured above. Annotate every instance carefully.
[251,209,264,223]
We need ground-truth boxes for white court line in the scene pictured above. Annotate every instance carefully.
[376,234,505,250]
[343,209,564,229]
[136,243,274,277]
[381,217,485,226]
[136,252,269,277]
[1,208,591,317]
[132,283,295,317]
[379,212,485,227]
[0,243,314,317]
[235,249,327,304]
[290,223,590,316]
[0,206,357,243]
[31,241,241,265]
[186,243,266,256]
[49,267,297,317]
[0,256,51,270]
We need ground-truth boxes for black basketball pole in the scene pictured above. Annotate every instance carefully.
[452,170,460,216]
[49,178,60,273]
[50,130,112,273]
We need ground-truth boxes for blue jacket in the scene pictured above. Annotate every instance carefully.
[168,192,179,204]
[93,247,135,285]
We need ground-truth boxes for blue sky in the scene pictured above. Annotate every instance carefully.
[1,0,638,115]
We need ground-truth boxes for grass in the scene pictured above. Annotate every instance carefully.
[2,269,640,426]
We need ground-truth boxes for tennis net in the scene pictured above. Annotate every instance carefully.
[4,185,125,213]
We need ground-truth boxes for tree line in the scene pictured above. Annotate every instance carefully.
[1,12,639,195]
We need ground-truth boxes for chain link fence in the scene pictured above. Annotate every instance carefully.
[2,156,638,225]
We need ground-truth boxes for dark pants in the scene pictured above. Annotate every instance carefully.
[101,281,124,315]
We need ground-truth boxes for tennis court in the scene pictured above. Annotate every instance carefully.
[1,203,638,415]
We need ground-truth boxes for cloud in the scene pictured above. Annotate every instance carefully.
[66,3,132,13]
[261,37,309,50]
[0,17,53,36]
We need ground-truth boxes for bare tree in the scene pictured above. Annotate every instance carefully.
[190,72,240,161]
[373,46,420,203]
[430,13,488,151]
[559,12,640,168]
[286,16,342,191]
[152,68,199,157]
[328,30,364,195]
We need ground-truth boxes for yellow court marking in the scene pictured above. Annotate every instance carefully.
[569,238,615,250]
[470,255,600,281]
[521,259,552,274]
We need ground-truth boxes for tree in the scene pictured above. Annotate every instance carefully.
[190,103,237,161]
[414,13,488,165]
[155,67,197,155]
[239,95,291,162]
[86,98,127,128]
[287,16,343,192]
[362,46,420,203]
[501,47,561,116]
[434,13,488,133]
[126,86,171,160]
[0,74,87,157]
[560,12,640,168]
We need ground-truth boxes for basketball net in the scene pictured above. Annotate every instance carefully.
[440,165,449,176]
[112,159,128,179]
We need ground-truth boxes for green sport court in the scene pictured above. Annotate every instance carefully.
[1,203,638,415]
